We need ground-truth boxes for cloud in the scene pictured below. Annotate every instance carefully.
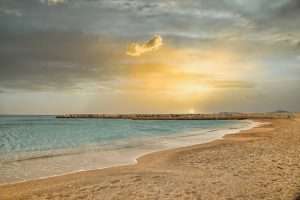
[40,0,66,6]
[126,35,163,57]
[276,0,300,16]
[209,80,255,89]
[0,8,22,17]
[0,30,127,91]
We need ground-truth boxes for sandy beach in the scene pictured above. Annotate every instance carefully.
[0,116,300,200]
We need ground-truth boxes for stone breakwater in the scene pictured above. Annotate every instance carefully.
[56,113,294,120]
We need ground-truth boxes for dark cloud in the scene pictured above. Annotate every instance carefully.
[0,30,126,91]
[0,0,298,43]
[276,0,300,16]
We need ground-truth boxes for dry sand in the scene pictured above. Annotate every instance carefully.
[0,117,300,200]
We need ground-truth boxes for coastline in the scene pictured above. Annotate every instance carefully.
[0,120,258,186]
[1,117,300,199]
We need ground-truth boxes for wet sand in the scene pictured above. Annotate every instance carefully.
[1,117,300,200]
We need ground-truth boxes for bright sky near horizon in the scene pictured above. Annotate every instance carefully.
[0,0,300,114]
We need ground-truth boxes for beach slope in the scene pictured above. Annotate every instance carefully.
[1,117,300,200]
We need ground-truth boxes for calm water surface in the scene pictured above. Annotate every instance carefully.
[0,115,255,184]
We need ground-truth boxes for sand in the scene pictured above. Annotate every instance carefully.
[0,117,300,200]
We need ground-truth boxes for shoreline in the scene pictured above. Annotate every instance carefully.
[0,120,259,186]
[1,117,299,199]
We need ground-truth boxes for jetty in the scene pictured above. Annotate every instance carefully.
[56,112,294,120]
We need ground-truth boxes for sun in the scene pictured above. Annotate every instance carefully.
[188,108,195,114]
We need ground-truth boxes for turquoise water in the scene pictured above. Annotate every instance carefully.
[0,116,255,184]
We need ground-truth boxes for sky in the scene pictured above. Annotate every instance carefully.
[0,0,300,114]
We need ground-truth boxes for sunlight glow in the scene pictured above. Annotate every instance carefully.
[188,108,195,114]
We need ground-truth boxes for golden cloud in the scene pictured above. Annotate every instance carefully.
[126,35,163,56]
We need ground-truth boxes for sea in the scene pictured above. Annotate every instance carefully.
[0,115,258,185]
